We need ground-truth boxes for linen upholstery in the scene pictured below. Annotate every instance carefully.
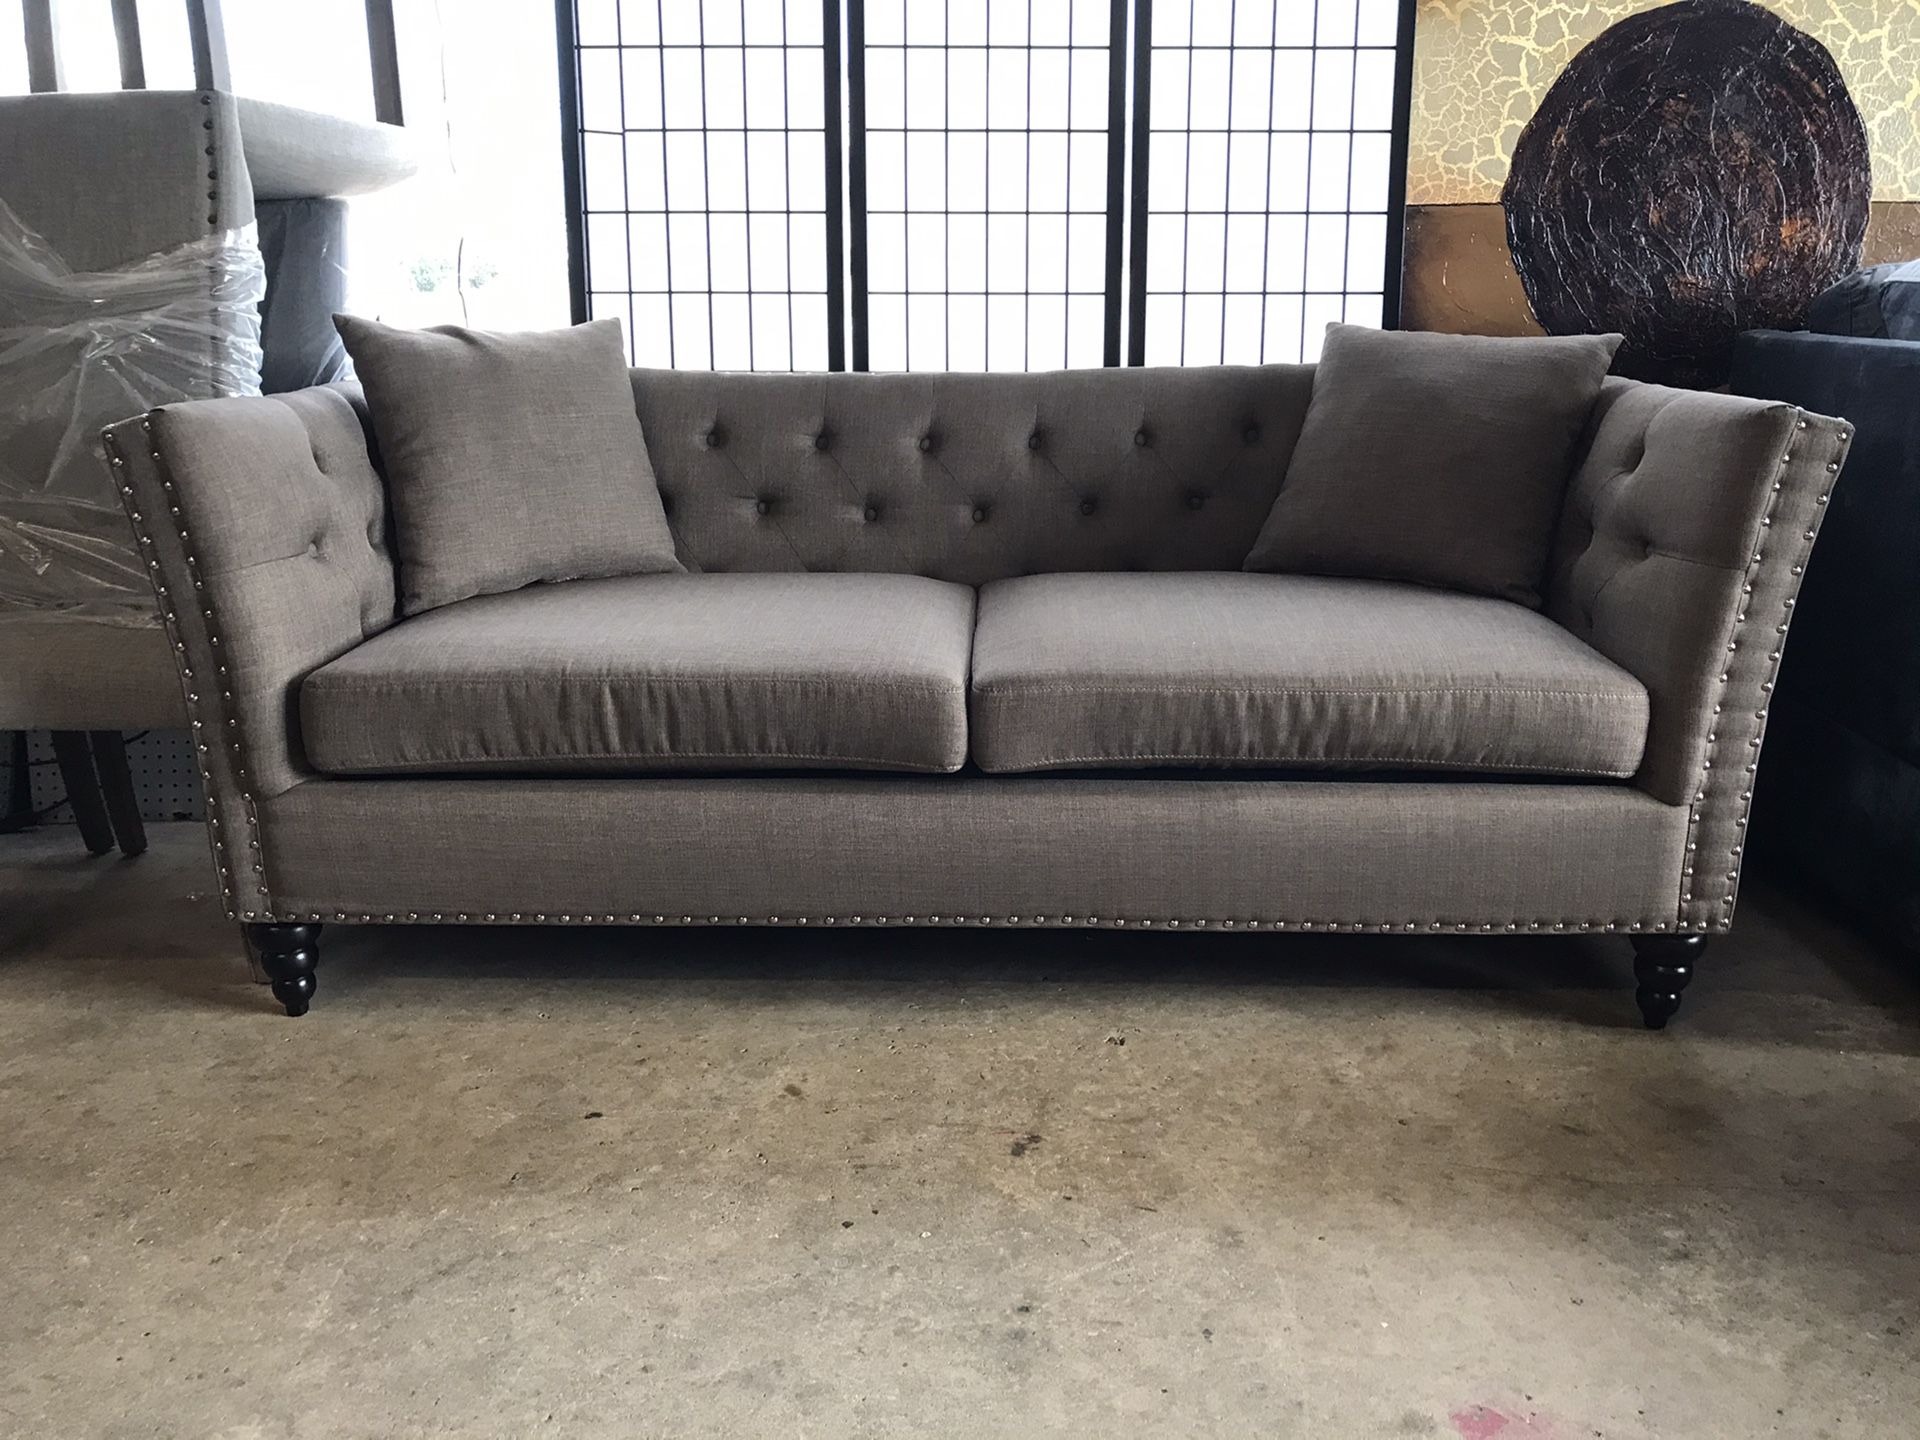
[336,316,681,615]
[970,573,1648,776]
[0,619,186,730]
[301,573,975,775]
[259,775,1691,930]
[115,366,1845,934]
[104,386,392,918]
[0,92,254,274]
[105,387,395,794]
[1545,378,1854,930]
[1245,326,1621,607]
[630,365,1313,583]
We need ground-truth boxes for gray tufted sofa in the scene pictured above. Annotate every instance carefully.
[100,364,1852,1025]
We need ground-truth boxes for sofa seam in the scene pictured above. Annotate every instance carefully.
[969,685,1646,699]
[306,676,967,695]
[975,754,1639,776]
[310,749,965,773]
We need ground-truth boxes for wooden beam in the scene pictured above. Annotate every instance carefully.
[185,0,230,92]
[23,0,62,93]
[111,0,146,89]
[365,0,404,124]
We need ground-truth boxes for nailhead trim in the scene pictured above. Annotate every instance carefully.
[1680,412,1847,932]
[201,91,220,226]
[106,421,271,922]
[278,912,1698,933]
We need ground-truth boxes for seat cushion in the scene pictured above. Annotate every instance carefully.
[301,574,975,775]
[970,573,1650,776]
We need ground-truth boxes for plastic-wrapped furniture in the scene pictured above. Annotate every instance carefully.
[0,89,412,854]
[1730,330,1920,952]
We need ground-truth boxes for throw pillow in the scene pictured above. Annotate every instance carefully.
[334,314,681,615]
[1243,324,1622,606]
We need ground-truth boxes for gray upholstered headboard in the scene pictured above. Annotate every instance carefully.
[0,91,255,272]
[628,365,1317,584]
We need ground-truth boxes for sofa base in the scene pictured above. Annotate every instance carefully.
[225,775,1713,1021]
[251,775,1696,931]
[234,917,1711,1026]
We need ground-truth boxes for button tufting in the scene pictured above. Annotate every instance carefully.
[863,503,880,522]
[1186,492,1206,511]
[814,430,831,450]
[755,497,771,516]
[918,434,936,453]
[971,505,989,523]
[1080,498,1098,516]
[1133,428,1151,447]
[1242,423,1261,444]
[705,428,724,448]
[1027,430,1044,450]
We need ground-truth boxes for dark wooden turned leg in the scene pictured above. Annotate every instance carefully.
[89,730,147,857]
[1633,934,1707,1030]
[248,922,322,1017]
[49,730,114,856]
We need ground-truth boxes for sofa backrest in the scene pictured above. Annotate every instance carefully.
[629,365,1315,584]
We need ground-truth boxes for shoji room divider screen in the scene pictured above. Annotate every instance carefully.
[558,0,1415,372]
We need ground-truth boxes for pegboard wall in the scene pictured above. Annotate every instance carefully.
[1,728,205,826]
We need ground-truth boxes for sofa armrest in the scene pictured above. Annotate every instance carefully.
[103,384,396,920]
[1546,377,1853,931]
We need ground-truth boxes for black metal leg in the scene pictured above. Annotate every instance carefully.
[89,730,147,858]
[1633,934,1707,1030]
[248,922,322,1017]
[49,730,114,857]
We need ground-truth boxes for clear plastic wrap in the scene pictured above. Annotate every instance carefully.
[0,198,265,626]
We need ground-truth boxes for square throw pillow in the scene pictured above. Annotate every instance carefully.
[1243,324,1622,607]
[335,314,681,615]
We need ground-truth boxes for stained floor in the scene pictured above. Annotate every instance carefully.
[1,824,1915,1437]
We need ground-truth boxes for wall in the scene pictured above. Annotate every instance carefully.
[1402,0,1920,336]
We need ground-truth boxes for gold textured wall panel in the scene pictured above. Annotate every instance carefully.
[1402,201,1920,335]
[1410,0,1920,205]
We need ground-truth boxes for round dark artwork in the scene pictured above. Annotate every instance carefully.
[1502,0,1871,388]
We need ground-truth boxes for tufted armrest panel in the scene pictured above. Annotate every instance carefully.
[1546,377,1852,930]
[104,385,395,918]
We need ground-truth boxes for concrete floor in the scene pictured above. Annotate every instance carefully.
[1,825,1915,1438]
